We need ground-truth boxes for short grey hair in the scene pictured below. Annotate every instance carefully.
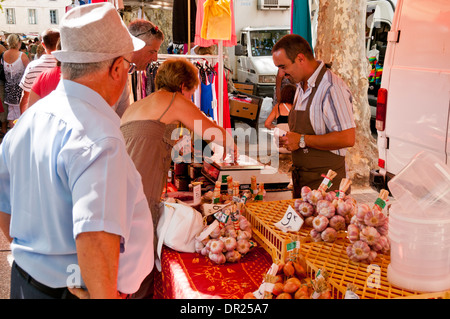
[128,19,164,45]
[61,58,115,80]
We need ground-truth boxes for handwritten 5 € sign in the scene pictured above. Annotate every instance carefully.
[275,205,304,232]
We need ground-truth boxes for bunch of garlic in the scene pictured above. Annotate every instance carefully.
[194,212,255,264]
[294,178,355,243]
[346,190,390,263]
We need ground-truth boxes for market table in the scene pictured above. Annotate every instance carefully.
[153,199,450,299]
[154,245,272,299]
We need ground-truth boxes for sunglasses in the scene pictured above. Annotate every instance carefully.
[123,57,136,74]
[134,26,159,38]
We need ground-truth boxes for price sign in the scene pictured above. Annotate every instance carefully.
[275,205,304,233]
[193,183,201,204]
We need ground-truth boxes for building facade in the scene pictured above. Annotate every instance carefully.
[0,0,72,39]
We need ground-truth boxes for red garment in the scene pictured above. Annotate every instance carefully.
[214,63,231,132]
[31,66,61,99]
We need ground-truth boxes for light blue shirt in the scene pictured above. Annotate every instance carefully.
[0,80,154,293]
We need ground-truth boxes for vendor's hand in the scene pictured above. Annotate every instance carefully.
[279,132,301,152]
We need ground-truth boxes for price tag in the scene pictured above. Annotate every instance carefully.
[286,240,301,252]
[274,205,304,232]
[193,183,201,204]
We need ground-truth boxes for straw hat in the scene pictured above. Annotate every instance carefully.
[52,3,145,63]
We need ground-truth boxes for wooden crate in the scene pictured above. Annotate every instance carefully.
[234,82,254,95]
[244,199,450,299]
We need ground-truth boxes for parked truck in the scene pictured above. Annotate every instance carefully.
[228,0,291,98]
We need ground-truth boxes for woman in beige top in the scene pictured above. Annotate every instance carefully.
[121,57,237,232]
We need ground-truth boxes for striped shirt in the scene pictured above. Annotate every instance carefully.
[19,54,58,92]
[293,61,356,156]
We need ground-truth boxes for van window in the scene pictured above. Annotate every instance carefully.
[249,30,289,57]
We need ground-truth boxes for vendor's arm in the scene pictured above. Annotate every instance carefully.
[280,128,355,152]
[75,231,121,299]
[0,211,12,243]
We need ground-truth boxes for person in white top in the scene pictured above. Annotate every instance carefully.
[19,28,60,114]
[2,34,30,129]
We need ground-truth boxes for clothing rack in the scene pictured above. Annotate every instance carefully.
[157,49,225,127]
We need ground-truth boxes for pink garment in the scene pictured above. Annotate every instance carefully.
[31,66,61,99]
[213,63,231,133]
[195,0,237,47]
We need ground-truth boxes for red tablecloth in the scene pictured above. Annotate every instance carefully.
[154,245,273,299]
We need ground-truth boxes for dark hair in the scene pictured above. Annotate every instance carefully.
[272,34,314,62]
[279,84,297,104]
[42,29,60,51]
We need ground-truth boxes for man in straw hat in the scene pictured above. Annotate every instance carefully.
[0,3,154,299]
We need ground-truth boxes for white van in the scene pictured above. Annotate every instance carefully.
[370,0,450,191]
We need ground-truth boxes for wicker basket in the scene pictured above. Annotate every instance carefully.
[244,199,450,299]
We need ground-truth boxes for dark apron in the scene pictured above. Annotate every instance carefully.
[289,64,347,198]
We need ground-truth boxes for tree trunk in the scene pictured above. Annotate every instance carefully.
[314,0,378,187]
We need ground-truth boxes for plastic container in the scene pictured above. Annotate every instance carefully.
[387,151,450,219]
[387,152,450,292]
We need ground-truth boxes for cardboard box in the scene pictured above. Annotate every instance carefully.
[229,96,261,121]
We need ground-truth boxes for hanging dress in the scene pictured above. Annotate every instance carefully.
[195,0,236,47]
[201,0,233,41]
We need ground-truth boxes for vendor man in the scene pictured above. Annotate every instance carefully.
[272,34,355,197]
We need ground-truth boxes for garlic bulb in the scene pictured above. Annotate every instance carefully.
[222,236,237,251]
[355,203,370,222]
[329,215,346,231]
[301,186,312,200]
[209,239,225,254]
[237,239,250,255]
[347,224,360,243]
[321,227,338,243]
[360,226,381,246]
[307,189,323,205]
[316,200,335,218]
[225,250,242,263]
[310,229,323,242]
[209,252,226,264]
[297,201,314,217]
[364,209,387,227]
[312,215,329,232]
[348,241,371,261]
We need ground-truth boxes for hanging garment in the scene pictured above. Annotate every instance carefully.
[195,0,236,47]
[172,0,197,44]
[201,0,232,41]
[200,81,214,119]
[291,0,314,52]
[213,62,231,132]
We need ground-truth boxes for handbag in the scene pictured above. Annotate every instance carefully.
[0,52,5,82]
[155,200,204,271]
